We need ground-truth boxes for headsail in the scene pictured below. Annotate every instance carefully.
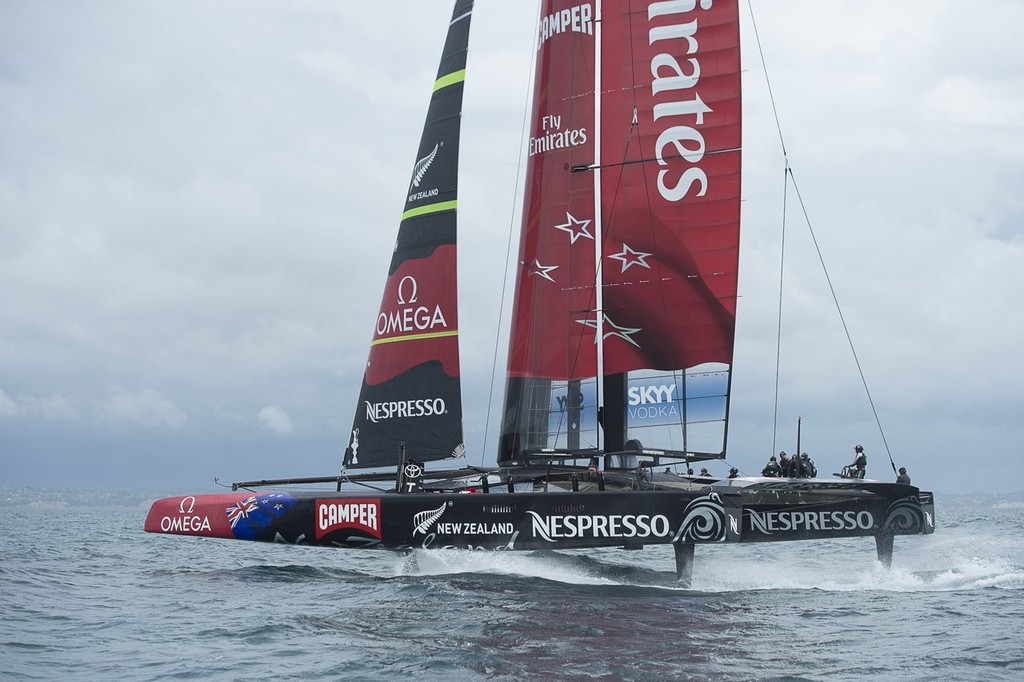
[500,0,741,462]
[346,1,474,469]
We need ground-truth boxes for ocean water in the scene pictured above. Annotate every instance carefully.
[2,492,1022,681]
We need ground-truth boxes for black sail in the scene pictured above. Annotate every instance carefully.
[345,1,473,470]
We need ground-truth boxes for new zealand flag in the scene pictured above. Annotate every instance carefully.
[225,492,298,540]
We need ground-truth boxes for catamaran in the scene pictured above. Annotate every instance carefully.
[145,0,934,585]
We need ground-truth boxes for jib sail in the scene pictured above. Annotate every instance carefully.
[346,1,474,469]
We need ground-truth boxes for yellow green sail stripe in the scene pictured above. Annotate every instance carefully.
[433,69,466,92]
[371,329,460,347]
[402,199,457,222]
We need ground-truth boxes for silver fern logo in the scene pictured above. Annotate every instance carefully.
[412,501,449,536]
[410,142,441,190]
[672,492,727,542]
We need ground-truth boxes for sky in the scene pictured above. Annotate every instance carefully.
[1,1,1021,495]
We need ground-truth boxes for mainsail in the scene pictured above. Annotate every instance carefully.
[346,1,474,469]
[500,0,742,462]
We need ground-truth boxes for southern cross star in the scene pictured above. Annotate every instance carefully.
[554,212,594,244]
[528,258,558,282]
[576,313,642,348]
[609,243,653,272]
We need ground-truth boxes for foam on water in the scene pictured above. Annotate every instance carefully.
[394,548,627,587]
[3,496,1023,681]
[386,537,1024,596]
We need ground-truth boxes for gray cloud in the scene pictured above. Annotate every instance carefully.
[1,1,1020,493]
[259,405,294,435]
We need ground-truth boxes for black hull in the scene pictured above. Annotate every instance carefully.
[145,478,934,581]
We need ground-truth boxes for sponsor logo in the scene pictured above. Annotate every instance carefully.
[648,0,717,201]
[673,492,727,542]
[555,389,584,412]
[538,4,593,48]
[628,384,676,405]
[530,114,588,157]
[155,495,213,534]
[627,383,680,421]
[159,515,212,533]
[364,397,447,424]
[882,496,929,535]
[746,509,875,535]
[528,511,671,543]
[376,276,449,338]
[316,499,382,540]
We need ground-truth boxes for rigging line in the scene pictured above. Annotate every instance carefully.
[771,161,789,460]
[480,3,540,467]
[786,166,898,475]
[749,0,795,460]
[746,0,787,158]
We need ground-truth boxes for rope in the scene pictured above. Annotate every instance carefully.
[479,6,539,466]
[785,168,899,475]
[748,0,896,474]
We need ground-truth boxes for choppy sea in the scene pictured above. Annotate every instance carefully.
[2,489,1022,681]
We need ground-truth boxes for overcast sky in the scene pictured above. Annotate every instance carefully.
[2,1,1021,495]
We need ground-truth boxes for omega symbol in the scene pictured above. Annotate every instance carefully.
[179,496,196,514]
[397,276,418,304]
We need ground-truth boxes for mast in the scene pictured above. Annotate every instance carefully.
[592,0,605,450]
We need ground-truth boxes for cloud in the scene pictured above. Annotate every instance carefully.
[0,2,1021,494]
[259,405,294,434]
[21,393,79,420]
[0,388,79,420]
[0,388,16,417]
[98,389,187,428]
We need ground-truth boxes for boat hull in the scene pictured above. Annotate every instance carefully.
[145,482,934,552]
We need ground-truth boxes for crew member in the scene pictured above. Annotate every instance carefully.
[799,452,817,478]
[728,467,739,479]
[788,452,803,478]
[761,455,781,477]
[850,445,868,479]
[896,467,911,485]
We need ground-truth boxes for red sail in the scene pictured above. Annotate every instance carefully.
[599,1,741,374]
[506,1,599,380]
[506,0,740,380]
